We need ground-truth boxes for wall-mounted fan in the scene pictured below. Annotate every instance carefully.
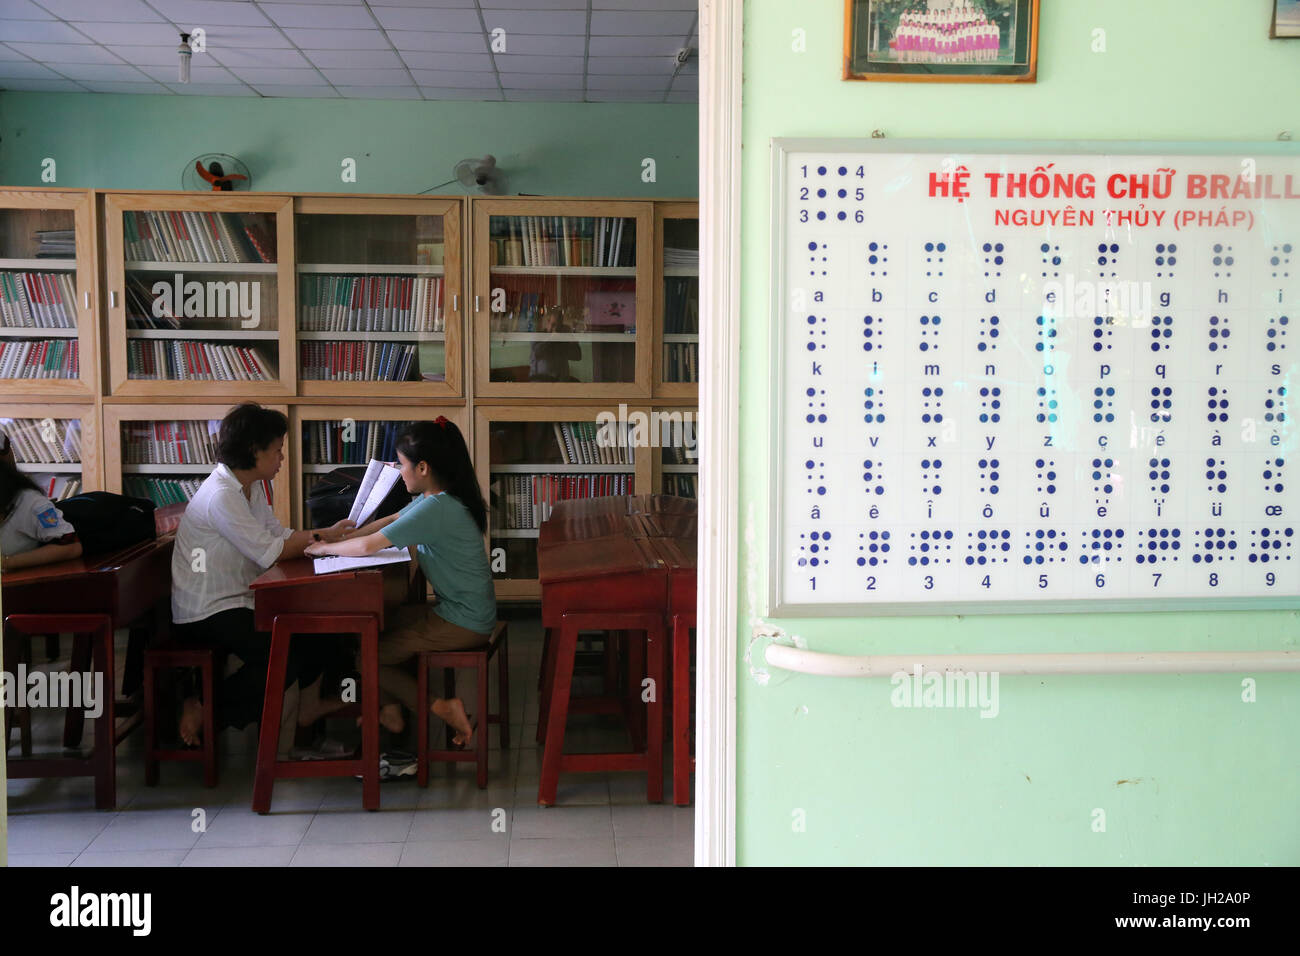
[182,154,252,191]
[452,155,506,195]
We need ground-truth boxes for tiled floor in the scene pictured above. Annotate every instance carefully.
[4,612,694,867]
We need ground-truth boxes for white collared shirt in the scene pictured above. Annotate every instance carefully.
[171,463,293,624]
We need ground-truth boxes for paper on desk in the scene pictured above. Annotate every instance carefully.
[348,458,402,527]
[312,546,411,575]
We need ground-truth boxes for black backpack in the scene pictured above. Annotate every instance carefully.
[305,466,411,530]
[58,491,157,556]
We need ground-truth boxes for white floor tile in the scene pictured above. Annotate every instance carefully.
[510,805,612,840]
[182,844,297,866]
[615,836,692,867]
[300,809,414,845]
[72,849,190,867]
[6,852,78,866]
[508,836,617,867]
[290,842,403,866]
[399,839,509,866]
[192,806,313,847]
[83,808,204,852]
[6,810,116,854]
[407,807,508,841]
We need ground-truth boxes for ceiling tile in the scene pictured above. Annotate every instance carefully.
[371,7,483,32]
[587,73,669,91]
[303,49,405,69]
[0,45,29,60]
[480,0,590,8]
[408,68,498,88]
[335,86,422,99]
[193,26,294,49]
[370,0,475,5]
[233,66,328,85]
[491,54,584,73]
[0,20,92,42]
[0,60,63,78]
[587,56,678,74]
[281,28,392,50]
[498,72,583,90]
[248,84,341,97]
[387,31,489,53]
[147,0,274,28]
[0,79,88,92]
[162,82,256,95]
[398,50,494,71]
[485,11,586,35]
[0,1,57,19]
[590,11,697,35]
[6,41,123,63]
[80,80,171,92]
[593,0,697,7]
[72,22,191,45]
[585,90,666,102]
[486,33,585,56]
[417,87,504,100]
[50,61,151,80]
[664,89,696,103]
[670,73,697,91]
[207,47,311,68]
[35,0,164,22]
[319,67,412,85]
[259,4,376,30]
[137,63,241,83]
[587,35,684,56]
[502,89,584,102]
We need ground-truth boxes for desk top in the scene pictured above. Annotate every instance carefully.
[1,536,174,589]
[251,556,362,590]
[537,496,696,584]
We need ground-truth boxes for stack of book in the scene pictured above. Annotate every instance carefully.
[125,475,205,506]
[664,342,698,383]
[552,421,634,464]
[299,341,416,381]
[127,340,273,380]
[31,474,81,500]
[663,247,698,269]
[299,275,444,332]
[0,339,78,378]
[304,419,402,465]
[493,472,634,530]
[662,474,697,498]
[124,210,275,263]
[124,275,181,329]
[0,271,78,328]
[122,420,220,464]
[0,417,81,462]
[492,216,633,268]
[35,229,75,258]
[661,422,698,463]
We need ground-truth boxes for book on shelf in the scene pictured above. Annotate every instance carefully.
[491,472,634,531]
[661,421,699,464]
[126,340,273,381]
[124,274,180,329]
[299,274,444,333]
[305,419,402,465]
[125,475,206,506]
[299,341,417,382]
[0,271,77,329]
[29,474,81,501]
[35,229,75,258]
[0,339,79,379]
[663,247,699,268]
[663,276,698,334]
[497,216,632,268]
[124,210,275,264]
[551,421,633,465]
[0,417,81,463]
[662,474,697,498]
[123,419,220,465]
[665,342,699,383]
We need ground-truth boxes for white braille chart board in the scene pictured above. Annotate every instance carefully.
[770,139,1300,616]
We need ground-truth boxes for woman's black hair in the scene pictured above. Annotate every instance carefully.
[218,403,289,470]
[0,456,43,520]
[395,419,487,534]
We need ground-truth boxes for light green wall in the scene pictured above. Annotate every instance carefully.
[0,93,697,197]
[738,0,1300,864]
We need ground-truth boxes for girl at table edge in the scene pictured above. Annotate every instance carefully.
[305,416,495,747]
[0,428,83,573]
[172,403,356,746]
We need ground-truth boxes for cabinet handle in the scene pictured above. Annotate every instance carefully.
[452,294,458,313]
[475,295,480,313]
[83,291,90,309]
[110,291,118,308]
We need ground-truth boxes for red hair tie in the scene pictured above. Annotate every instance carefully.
[434,416,449,428]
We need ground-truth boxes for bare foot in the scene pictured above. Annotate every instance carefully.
[356,703,405,735]
[432,697,474,747]
[179,696,203,747]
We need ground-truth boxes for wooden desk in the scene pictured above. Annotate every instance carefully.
[3,537,174,809]
[247,556,407,813]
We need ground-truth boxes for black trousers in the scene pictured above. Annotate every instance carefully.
[174,608,348,732]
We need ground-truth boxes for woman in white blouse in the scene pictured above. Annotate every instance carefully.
[171,403,355,746]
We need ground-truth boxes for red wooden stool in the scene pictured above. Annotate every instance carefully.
[3,613,117,809]
[3,631,33,757]
[416,621,510,789]
[251,612,380,813]
[142,646,218,787]
[671,612,696,806]
[538,610,664,807]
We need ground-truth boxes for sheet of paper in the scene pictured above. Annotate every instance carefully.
[347,458,402,527]
[312,546,411,575]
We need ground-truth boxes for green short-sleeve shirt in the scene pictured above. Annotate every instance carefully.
[383,492,496,635]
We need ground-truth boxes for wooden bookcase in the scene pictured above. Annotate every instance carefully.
[102,193,296,398]
[475,403,652,600]
[290,404,470,528]
[294,196,464,400]
[0,189,100,400]
[0,403,100,498]
[653,203,700,399]
[102,402,291,526]
[470,199,654,400]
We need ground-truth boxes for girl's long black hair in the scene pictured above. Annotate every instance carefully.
[395,419,487,534]
[0,456,43,521]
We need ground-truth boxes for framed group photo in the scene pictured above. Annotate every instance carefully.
[845,0,1039,83]
[1273,0,1300,38]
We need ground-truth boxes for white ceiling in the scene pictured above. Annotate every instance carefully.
[0,0,699,101]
